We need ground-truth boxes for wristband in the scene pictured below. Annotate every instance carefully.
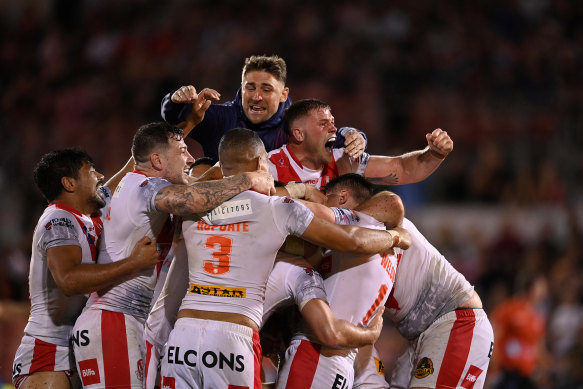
[285,182,306,198]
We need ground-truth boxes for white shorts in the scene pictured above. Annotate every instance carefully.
[352,345,389,389]
[12,335,75,387]
[144,338,161,389]
[391,309,494,389]
[72,308,146,388]
[160,317,262,389]
[276,338,355,389]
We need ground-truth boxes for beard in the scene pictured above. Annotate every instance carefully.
[88,191,107,214]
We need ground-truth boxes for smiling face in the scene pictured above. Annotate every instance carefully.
[296,107,338,167]
[241,70,289,125]
[160,135,195,185]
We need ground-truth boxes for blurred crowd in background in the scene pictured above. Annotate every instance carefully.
[1,0,583,387]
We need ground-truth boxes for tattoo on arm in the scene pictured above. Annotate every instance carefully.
[155,175,251,216]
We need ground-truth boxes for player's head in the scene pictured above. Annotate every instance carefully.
[33,148,106,210]
[285,99,337,166]
[132,121,194,185]
[188,156,217,178]
[241,55,290,125]
[218,128,268,176]
[324,173,374,209]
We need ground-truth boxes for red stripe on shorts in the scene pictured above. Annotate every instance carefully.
[101,310,131,387]
[145,340,153,389]
[253,330,262,389]
[435,309,476,388]
[285,340,321,389]
[30,338,56,373]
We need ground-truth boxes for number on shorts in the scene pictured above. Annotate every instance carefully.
[204,236,232,275]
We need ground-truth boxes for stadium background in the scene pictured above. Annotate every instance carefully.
[1,0,582,387]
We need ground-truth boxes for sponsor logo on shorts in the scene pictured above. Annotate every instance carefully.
[206,199,253,221]
[71,329,90,347]
[161,376,175,389]
[189,283,246,298]
[413,357,434,379]
[333,373,348,389]
[461,365,483,389]
[374,357,385,375]
[78,358,101,386]
[12,362,21,379]
[166,346,245,372]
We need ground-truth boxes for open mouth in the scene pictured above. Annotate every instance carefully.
[249,105,266,113]
[325,136,336,152]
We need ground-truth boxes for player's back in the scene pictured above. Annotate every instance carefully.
[320,209,399,328]
[386,218,474,339]
[85,172,175,321]
[180,191,314,328]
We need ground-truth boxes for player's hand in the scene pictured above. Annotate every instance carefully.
[367,306,385,342]
[304,185,327,204]
[390,226,411,250]
[426,128,453,158]
[129,236,160,271]
[247,170,276,196]
[343,129,366,158]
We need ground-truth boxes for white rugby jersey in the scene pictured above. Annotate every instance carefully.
[384,218,474,339]
[180,191,314,327]
[262,258,328,326]
[267,144,369,189]
[319,209,400,328]
[85,171,175,321]
[24,187,110,346]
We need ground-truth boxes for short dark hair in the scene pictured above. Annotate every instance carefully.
[218,128,265,160]
[33,148,94,203]
[284,99,331,135]
[242,55,287,84]
[324,174,374,204]
[131,122,184,164]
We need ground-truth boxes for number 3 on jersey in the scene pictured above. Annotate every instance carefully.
[204,236,232,275]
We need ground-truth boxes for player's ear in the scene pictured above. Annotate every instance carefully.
[61,176,76,193]
[280,86,290,103]
[291,127,304,142]
[150,153,164,171]
[337,189,349,205]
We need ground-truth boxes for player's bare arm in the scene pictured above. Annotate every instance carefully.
[355,190,405,229]
[302,300,384,349]
[47,236,159,296]
[363,128,453,185]
[155,170,275,216]
[300,216,409,254]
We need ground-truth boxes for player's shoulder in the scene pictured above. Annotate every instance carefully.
[37,206,79,233]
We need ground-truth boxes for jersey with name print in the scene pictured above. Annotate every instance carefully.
[180,191,314,327]
[385,218,474,339]
[85,171,174,321]
[267,144,369,189]
[25,189,109,346]
[320,208,400,328]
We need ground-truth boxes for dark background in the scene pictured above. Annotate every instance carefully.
[1,0,582,387]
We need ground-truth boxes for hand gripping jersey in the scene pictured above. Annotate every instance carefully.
[12,188,109,384]
[84,171,174,321]
[180,191,314,327]
[384,218,474,340]
[267,144,369,189]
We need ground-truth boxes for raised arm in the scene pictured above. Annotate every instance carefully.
[154,170,275,216]
[363,128,453,185]
[164,86,221,134]
[48,237,159,296]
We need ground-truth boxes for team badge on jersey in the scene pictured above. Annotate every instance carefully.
[413,357,434,378]
[374,356,385,375]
